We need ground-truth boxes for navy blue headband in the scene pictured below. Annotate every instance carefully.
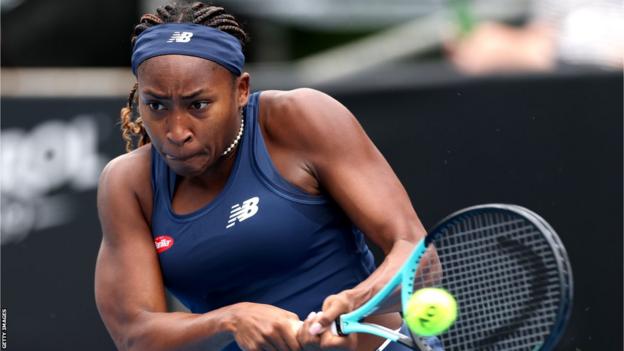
[131,23,244,76]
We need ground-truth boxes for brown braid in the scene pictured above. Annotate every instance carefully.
[120,83,150,152]
[120,1,248,152]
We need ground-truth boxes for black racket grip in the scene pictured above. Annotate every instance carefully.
[330,317,344,336]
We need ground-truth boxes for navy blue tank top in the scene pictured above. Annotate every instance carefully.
[151,91,376,349]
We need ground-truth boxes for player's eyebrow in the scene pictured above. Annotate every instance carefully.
[141,90,168,100]
[141,88,210,100]
[180,89,207,100]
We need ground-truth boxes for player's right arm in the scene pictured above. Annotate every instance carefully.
[95,146,301,351]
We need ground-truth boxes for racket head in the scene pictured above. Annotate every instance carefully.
[409,204,573,350]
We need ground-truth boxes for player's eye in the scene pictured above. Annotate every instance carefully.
[147,102,166,111]
[191,101,209,110]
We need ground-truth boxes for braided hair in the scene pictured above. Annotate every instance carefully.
[120,2,248,152]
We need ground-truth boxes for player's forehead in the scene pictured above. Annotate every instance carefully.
[137,55,232,95]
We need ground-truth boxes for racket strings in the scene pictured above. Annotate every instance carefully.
[413,211,565,350]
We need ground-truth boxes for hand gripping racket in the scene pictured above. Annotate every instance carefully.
[331,204,573,351]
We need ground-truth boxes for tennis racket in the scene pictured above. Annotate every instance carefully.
[331,204,573,351]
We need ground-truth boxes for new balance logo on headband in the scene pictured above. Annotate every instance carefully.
[167,31,193,43]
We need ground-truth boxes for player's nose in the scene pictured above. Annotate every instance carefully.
[166,117,193,146]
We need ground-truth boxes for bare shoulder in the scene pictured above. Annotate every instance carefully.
[261,88,346,113]
[99,143,151,192]
[98,144,153,224]
[259,88,362,151]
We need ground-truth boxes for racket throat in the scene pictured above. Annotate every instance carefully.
[399,327,434,351]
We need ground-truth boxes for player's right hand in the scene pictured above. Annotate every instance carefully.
[296,311,356,351]
[231,302,303,351]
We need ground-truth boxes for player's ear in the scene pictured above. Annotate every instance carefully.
[235,72,250,108]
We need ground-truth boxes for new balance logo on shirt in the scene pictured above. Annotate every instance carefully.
[227,196,260,228]
[167,31,193,43]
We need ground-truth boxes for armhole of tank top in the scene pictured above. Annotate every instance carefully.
[149,145,163,232]
[249,91,328,205]
[351,226,378,274]
[150,145,177,217]
[150,145,160,201]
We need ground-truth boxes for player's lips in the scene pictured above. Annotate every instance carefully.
[164,152,201,161]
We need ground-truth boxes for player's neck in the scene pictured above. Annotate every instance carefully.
[188,150,237,189]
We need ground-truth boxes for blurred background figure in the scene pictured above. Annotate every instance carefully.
[447,0,624,74]
[3,0,620,86]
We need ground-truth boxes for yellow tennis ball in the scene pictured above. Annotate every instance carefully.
[405,288,458,336]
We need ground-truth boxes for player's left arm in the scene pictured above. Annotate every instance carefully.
[268,88,430,348]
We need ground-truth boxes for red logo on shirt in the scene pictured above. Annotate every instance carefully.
[154,235,174,253]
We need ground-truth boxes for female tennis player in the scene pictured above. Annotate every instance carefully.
[95,2,438,350]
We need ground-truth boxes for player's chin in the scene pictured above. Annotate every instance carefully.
[167,157,212,177]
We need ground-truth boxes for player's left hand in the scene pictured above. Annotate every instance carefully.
[297,311,357,351]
